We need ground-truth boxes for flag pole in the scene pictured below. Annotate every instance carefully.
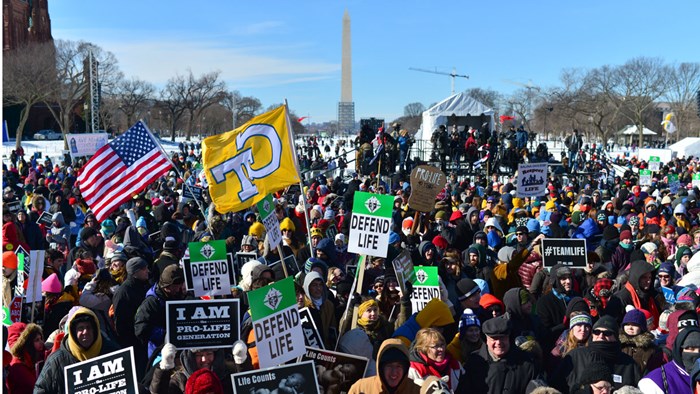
[141,120,210,227]
[284,100,314,258]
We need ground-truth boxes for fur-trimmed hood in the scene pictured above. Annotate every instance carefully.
[619,330,656,349]
[8,322,43,358]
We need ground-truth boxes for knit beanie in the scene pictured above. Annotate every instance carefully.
[358,299,378,318]
[185,368,224,394]
[42,273,62,293]
[622,309,648,331]
[458,308,481,337]
[593,315,618,333]
[279,217,296,232]
[570,313,593,328]
[572,211,585,225]
[677,233,692,246]
[126,257,148,275]
[603,226,619,241]
[2,251,18,269]
[577,360,612,387]
[248,222,265,238]
[79,226,99,241]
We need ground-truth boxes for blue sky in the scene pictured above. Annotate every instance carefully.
[49,1,700,124]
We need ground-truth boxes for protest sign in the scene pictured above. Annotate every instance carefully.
[249,277,306,367]
[668,174,680,194]
[234,252,258,275]
[36,211,53,227]
[639,169,652,186]
[257,194,283,250]
[408,165,446,212]
[268,254,300,277]
[298,347,369,394]
[2,296,23,325]
[185,240,233,297]
[6,200,21,214]
[348,191,394,258]
[25,250,45,303]
[166,299,240,349]
[516,162,548,198]
[67,133,109,159]
[541,238,588,268]
[648,156,661,172]
[64,347,138,394]
[693,173,700,189]
[231,360,319,394]
[325,224,338,240]
[410,266,440,312]
[181,184,205,205]
[299,307,325,349]
[14,245,29,295]
[392,250,415,294]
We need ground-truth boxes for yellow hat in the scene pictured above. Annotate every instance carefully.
[545,200,556,211]
[248,222,265,238]
[280,217,296,232]
[310,227,323,238]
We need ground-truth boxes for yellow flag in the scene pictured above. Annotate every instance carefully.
[202,106,300,213]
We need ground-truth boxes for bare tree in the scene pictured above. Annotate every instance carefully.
[403,102,425,117]
[3,42,56,148]
[663,62,700,138]
[464,87,501,109]
[182,70,227,140]
[160,74,189,141]
[220,90,243,130]
[236,96,262,125]
[115,77,155,127]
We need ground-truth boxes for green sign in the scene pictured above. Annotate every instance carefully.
[348,192,395,258]
[187,240,231,297]
[249,276,297,320]
[410,266,440,312]
[189,240,227,262]
[639,169,652,186]
[256,194,282,250]
[351,191,394,217]
[256,193,275,218]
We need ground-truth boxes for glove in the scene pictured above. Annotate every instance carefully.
[232,340,248,364]
[159,343,177,370]
[69,221,77,228]
[401,281,414,301]
[349,293,362,309]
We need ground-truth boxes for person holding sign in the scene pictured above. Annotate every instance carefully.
[35,307,120,394]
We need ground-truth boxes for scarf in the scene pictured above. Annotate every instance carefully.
[624,281,660,329]
[552,288,571,304]
[67,329,103,362]
[588,341,621,365]
[417,351,459,387]
[357,299,380,327]
[2,270,17,310]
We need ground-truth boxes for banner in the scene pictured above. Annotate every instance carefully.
[639,169,652,186]
[202,106,300,213]
[409,266,440,312]
[231,360,319,394]
[516,162,548,198]
[165,299,240,349]
[6,201,22,214]
[249,277,306,367]
[64,347,138,394]
[392,250,415,295]
[648,156,661,172]
[408,165,446,212]
[257,194,283,250]
[299,307,324,349]
[297,347,369,394]
[348,192,394,258]
[67,133,109,159]
[541,238,588,268]
[185,240,232,297]
[25,250,45,303]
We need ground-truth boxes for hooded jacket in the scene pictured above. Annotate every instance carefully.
[35,308,119,394]
[638,327,700,394]
[503,287,545,343]
[7,323,45,394]
[303,271,337,348]
[678,251,700,287]
[150,348,234,394]
[46,211,70,249]
[613,261,664,326]
[619,330,664,376]
[348,339,421,394]
[316,237,339,267]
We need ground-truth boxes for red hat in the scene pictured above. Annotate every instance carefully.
[185,368,224,394]
[432,235,448,250]
[449,210,463,222]
[2,251,18,270]
[620,230,632,241]
[68,197,77,205]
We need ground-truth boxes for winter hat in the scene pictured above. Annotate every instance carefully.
[596,212,607,222]
[248,222,265,238]
[2,251,18,269]
[622,309,648,331]
[683,330,700,349]
[42,273,62,293]
[497,246,515,263]
[357,299,379,318]
[677,233,693,246]
[577,360,612,387]
[603,226,619,241]
[658,262,676,277]
[136,216,147,229]
[674,204,687,215]
[185,368,224,394]
[432,235,448,250]
[389,232,401,245]
[458,308,481,336]
[68,197,77,205]
[279,217,296,232]
[126,257,148,275]
[456,278,480,300]
[570,313,593,328]
[449,210,463,222]
[592,315,618,334]
[526,218,541,235]
[515,225,529,235]
[619,230,632,241]
[310,227,324,239]
[677,310,700,330]
[335,233,346,245]
[572,211,585,225]
[79,226,99,241]
[640,242,658,254]
[159,264,184,287]
[402,217,414,231]
[482,313,511,337]
[75,258,97,275]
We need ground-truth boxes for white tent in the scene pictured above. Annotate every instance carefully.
[415,92,495,142]
[617,125,657,135]
[669,137,700,158]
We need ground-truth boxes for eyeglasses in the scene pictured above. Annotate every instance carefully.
[591,383,612,391]
[428,344,445,351]
[592,329,615,337]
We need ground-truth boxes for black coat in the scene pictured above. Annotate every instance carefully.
[536,291,568,349]
[113,275,150,377]
[456,343,537,394]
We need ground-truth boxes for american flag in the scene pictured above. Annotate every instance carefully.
[77,121,172,221]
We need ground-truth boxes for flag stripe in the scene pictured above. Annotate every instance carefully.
[77,121,172,221]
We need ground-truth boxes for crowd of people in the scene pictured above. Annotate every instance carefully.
[2,128,700,394]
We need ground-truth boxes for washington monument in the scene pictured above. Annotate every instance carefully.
[338,10,355,133]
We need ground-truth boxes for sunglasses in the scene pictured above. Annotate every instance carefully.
[516,232,525,236]
[657,274,670,279]
[592,329,614,337]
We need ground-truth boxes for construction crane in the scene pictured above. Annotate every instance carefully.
[409,67,469,95]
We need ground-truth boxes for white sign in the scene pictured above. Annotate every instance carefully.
[348,192,394,258]
[256,194,283,250]
[409,266,440,312]
[67,133,109,158]
[25,250,45,303]
[516,162,548,198]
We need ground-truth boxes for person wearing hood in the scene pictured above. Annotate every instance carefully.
[150,344,244,394]
[16,209,45,251]
[537,265,580,352]
[112,257,151,378]
[338,328,377,377]
[304,271,338,348]
[610,230,634,278]
[678,249,700,287]
[618,308,664,376]
[134,264,187,358]
[551,316,641,393]
[662,309,699,362]
[456,313,537,394]
[35,307,119,394]
[66,226,104,269]
[48,189,75,224]
[349,338,421,394]
[503,287,545,344]
[316,237,339,268]
[418,240,439,266]
[613,261,665,329]
[150,236,181,285]
[461,242,493,281]
[408,328,463,391]
[638,326,700,394]
[6,322,48,394]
